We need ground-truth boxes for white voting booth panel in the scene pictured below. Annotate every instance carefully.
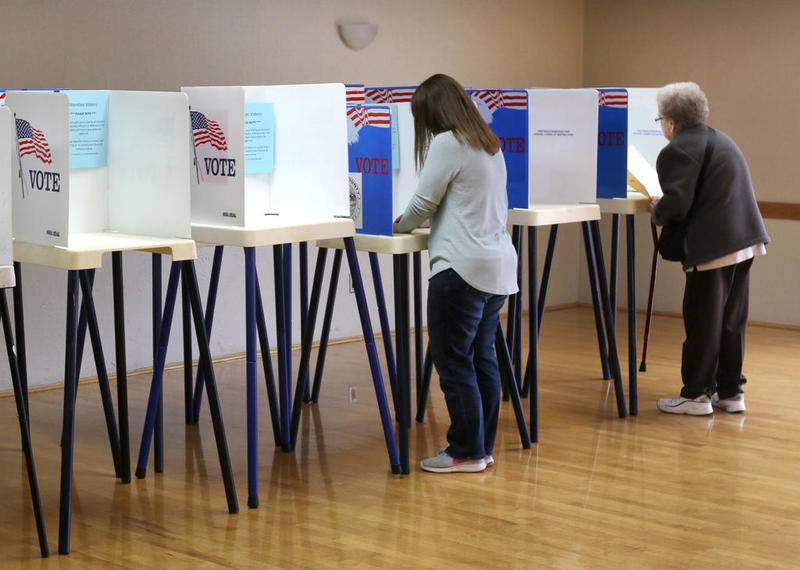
[364,86,418,219]
[0,107,13,275]
[182,84,349,228]
[626,88,667,196]
[527,88,599,207]
[5,90,192,248]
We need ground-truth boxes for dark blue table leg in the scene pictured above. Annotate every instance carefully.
[182,261,239,514]
[527,228,540,442]
[581,222,612,380]
[495,322,531,448]
[523,224,558,397]
[393,253,411,474]
[283,244,292,386]
[182,276,192,425]
[12,262,29,424]
[626,215,638,416]
[413,252,423,415]
[111,252,131,484]
[610,214,620,325]
[290,248,328,448]
[255,272,281,446]
[78,271,122,478]
[191,245,224,423]
[513,226,524,394]
[415,345,433,423]
[300,241,311,402]
[1,288,48,557]
[137,264,180,479]
[244,247,258,507]
[368,252,399,412]
[310,248,342,403]
[273,245,291,452]
[343,239,400,473]
[58,270,79,554]
[152,254,164,473]
[589,221,627,418]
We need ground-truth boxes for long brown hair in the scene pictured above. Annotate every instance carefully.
[411,74,500,171]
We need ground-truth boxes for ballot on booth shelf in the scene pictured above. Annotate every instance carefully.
[4,90,192,248]
[181,83,349,228]
[364,86,418,223]
[0,106,13,286]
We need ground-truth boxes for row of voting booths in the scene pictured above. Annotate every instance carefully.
[0,81,666,558]
[343,84,665,234]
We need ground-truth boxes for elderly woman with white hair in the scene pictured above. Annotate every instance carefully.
[652,82,770,416]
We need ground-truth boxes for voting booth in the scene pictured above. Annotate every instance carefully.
[469,89,530,207]
[0,106,13,286]
[182,83,349,227]
[626,88,667,194]
[343,84,392,235]
[364,86,417,221]
[4,90,192,248]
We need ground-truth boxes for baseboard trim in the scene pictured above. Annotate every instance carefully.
[575,302,800,332]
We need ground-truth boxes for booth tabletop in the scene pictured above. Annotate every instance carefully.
[507,203,601,227]
[317,229,429,254]
[13,233,197,271]
[192,218,355,248]
[0,265,14,289]
[597,194,652,215]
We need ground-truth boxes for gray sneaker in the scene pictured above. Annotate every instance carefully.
[485,455,494,467]
[711,393,746,413]
[420,450,487,473]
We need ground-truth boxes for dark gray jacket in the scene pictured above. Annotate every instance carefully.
[652,124,769,267]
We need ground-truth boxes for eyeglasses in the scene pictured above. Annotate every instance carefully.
[655,116,663,123]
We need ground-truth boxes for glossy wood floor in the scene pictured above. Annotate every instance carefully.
[2,307,800,568]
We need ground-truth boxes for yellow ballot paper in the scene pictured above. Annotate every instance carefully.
[627,145,662,200]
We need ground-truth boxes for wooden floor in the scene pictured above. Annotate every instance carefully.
[2,307,800,568]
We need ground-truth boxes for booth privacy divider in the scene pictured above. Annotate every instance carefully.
[1,106,12,285]
[182,83,349,227]
[5,90,192,247]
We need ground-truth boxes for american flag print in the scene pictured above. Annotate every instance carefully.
[598,90,628,108]
[190,110,228,151]
[470,90,527,112]
[364,86,416,104]
[15,118,52,164]
[346,84,366,105]
[346,106,391,131]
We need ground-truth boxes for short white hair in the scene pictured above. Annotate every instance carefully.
[657,82,710,127]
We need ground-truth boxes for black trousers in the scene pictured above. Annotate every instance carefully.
[681,257,753,399]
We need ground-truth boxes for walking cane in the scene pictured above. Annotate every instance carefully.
[639,222,660,372]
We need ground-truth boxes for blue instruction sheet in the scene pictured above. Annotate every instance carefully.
[69,90,108,169]
[244,102,275,174]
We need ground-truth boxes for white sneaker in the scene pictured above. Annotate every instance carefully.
[657,395,713,415]
[485,455,494,467]
[420,450,487,473]
[711,393,746,413]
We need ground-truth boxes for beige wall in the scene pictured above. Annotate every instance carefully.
[1,0,584,90]
[582,0,800,325]
[0,0,586,392]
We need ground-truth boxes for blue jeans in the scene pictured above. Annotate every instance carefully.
[428,269,506,459]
